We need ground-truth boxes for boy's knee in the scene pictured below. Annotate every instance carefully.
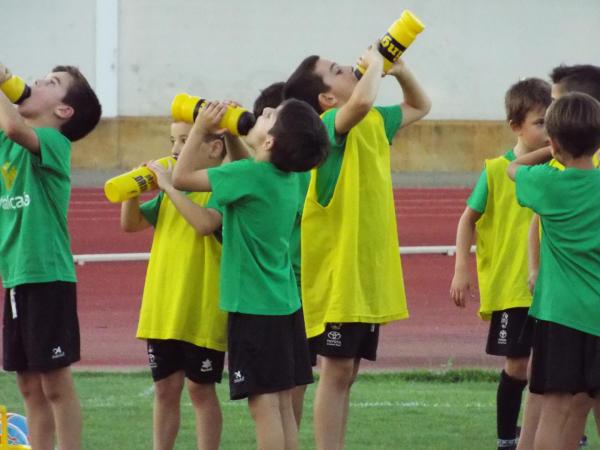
[187,381,216,403]
[16,373,44,400]
[321,357,356,387]
[154,373,184,402]
[504,357,529,380]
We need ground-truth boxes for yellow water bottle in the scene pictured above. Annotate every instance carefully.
[0,74,31,104]
[171,93,256,136]
[104,156,175,203]
[354,10,425,79]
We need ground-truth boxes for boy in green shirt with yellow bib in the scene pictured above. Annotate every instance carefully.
[451,78,551,450]
[0,62,101,450]
[283,45,430,449]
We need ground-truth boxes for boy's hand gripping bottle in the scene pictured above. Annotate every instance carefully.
[171,93,256,136]
[354,10,425,79]
[104,156,175,203]
[0,66,31,104]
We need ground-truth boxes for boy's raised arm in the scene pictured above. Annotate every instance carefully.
[172,102,227,192]
[0,63,40,153]
[507,146,553,180]
[120,196,151,232]
[387,59,431,129]
[334,46,384,135]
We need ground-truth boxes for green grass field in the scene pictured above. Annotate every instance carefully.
[1,370,598,449]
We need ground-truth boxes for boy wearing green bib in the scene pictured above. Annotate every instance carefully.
[0,63,101,450]
[451,78,551,450]
[172,100,328,450]
[283,45,430,450]
[507,92,600,450]
[120,121,227,450]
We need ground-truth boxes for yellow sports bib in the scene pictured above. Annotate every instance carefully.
[136,192,227,351]
[301,109,409,338]
[475,156,532,319]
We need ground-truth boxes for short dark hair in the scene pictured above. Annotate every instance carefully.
[545,92,600,158]
[52,65,102,141]
[283,55,329,114]
[550,64,600,102]
[269,99,329,172]
[253,82,285,117]
[505,78,551,125]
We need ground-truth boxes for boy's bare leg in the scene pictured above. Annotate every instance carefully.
[187,380,222,450]
[517,392,543,450]
[340,359,361,449]
[314,356,356,450]
[594,401,600,437]
[560,393,592,450]
[534,393,570,450]
[40,366,82,450]
[291,384,307,427]
[17,371,55,450]
[248,392,285,450]
[279,389,299,450]
[153,371,185,450]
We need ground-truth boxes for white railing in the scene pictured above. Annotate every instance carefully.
[72,246,476,266]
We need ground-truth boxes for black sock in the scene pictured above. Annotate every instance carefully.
[497,370,527,449]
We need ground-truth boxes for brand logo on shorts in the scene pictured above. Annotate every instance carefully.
[148,353,157,369]
[51,346,65,359]
[330,323,342,331]
[233,370,245,383]
[501,312,509,329]
[201,359,213,373]
[498,329,508,345]
[326,331,342,347]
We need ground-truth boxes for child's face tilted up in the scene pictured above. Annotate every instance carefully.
[313,58,358,108]
[170,121,192,158]
[18,71,74,121]
[243,105,281,159]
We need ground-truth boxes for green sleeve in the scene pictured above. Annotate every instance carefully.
[374,105,403,144]
[466,168,488,213]
[321,108,346,151]
[207,159,256,207]
[206,193,223,214]
[140,192,164,227]
[515,165,555,213]
[33,128,71,176]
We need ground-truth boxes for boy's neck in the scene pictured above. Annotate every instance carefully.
[513,139,536,158]
[555,151,596,170]
[24,115,62,131]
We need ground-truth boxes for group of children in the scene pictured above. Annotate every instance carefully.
[451,64,600,450]
[0,53,599,450]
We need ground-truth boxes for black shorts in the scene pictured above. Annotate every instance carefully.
[486,307,531,358]
[312,322,379,361]
[529,320,600,396]
[3,282,80,372]
[146,339,224,384]
[227,309,314,400]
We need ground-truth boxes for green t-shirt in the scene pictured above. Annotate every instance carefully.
[207,159,301,315]
[140,192,164,225]
[317,105,403,206]
[467,150,515,213]
[516,164,600,336]
[0,128,76,288]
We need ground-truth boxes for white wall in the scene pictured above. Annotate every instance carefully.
[4,0,600,119]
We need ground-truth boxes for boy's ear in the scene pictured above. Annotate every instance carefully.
[263,134,275,153]
[549,137,560,157]
[55,104,74,121]
[508,119,521,134]
[209,139,225,160]
[318,92,337,111]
